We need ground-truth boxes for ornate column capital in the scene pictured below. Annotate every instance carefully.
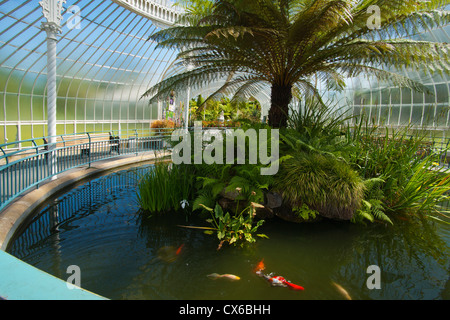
[41,21,62,40]
[39,0,66,25]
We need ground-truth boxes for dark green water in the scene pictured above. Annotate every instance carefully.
[8,165,450,300]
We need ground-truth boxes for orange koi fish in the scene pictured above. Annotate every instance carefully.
[176,244,184,255]
[253,259,265,273]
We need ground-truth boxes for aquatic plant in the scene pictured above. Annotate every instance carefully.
[200,201,267,250]
[137,162,195,214]
[346,117,450,223]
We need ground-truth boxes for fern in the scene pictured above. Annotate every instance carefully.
[352,198,393,225]
[193,189,216,211]
[293,203,319,221]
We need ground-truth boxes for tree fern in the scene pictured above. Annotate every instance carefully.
[143,0,450,128]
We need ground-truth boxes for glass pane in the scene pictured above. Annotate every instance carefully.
[424,86,436,104]
[435,106,449,127]
[399,106,411,125]
[86,100,95,120]
[411,106,424,125]
[32,125,45,140]
[390,88,400,105]
[423,105,436,126]
[436,84,449,103]
[32,97,44,121]
[390,106,400,125]
[19,96,32,121]
[401,88,412,104]
[413,90,423,104]
[0,93,4,121]
[20,125,33,146]
[5,93,18,121]
[66,99,76,121]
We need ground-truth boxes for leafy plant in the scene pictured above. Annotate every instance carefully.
[200,202,267,250]
[190,126,276,211]
[292,203,319,221]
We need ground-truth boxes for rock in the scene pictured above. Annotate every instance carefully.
[265,192,282,209]
[220,189,241,200]
[255,206,274,219]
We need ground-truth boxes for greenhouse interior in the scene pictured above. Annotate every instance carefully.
[0,0,449,302]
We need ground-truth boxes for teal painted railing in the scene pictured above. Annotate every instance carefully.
[0,128,173,212]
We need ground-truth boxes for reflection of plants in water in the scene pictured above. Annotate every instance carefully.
[333,217,450,299]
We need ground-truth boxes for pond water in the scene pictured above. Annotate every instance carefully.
[7,164,450,300]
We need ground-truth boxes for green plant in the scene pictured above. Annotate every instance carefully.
[190,126,276,211]
[275,151,365,221]
[352,198,392,225]
[200,202,267,250]
[345,117,450,223]
[137,162,195,214]
[143,0,449,128]
[287,97,351,142]
[386,155,450,218]
[292,203,319,221]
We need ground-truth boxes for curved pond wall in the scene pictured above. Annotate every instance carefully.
[0,151,170,300]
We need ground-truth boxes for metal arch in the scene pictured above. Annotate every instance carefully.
[63,3,137,132]
[0,0,45,143]
[58,1,128,132]
[99,14,153,131]
[0,0,183,147]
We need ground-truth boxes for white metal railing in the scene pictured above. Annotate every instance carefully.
[112,0,185,27]
[0,128,173,212]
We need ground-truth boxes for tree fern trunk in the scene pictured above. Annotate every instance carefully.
[268,83,292,128]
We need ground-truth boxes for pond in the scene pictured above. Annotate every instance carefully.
[7,164,450,300]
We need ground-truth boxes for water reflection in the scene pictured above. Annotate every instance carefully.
[7,165,450,300]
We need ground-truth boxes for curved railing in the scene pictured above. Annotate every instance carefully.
[0,128,173,212]
[112,0,184,27]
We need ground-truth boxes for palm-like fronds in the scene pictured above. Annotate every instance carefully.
[143,0,450,127]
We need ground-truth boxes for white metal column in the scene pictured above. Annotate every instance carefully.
[40,0,65,180]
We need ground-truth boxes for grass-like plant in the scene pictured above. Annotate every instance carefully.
[346,117,450,223]
[137,162,195,214]
[275,151,365,221]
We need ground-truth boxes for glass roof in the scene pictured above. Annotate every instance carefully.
[0,0,180,143]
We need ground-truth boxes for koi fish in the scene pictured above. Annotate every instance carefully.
[331,281,352,300]
[266,275,305,291]
[253,259,265,273]
[176,244,184,255]
[156,244,184,263]
[207,273,241,281]
[254,260,304,291]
